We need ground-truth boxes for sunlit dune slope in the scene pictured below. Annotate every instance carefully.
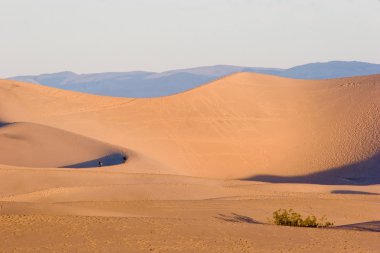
[1,73,379,183]
[0,122,126,168]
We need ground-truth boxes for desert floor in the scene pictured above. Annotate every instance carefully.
[1,166,380,252]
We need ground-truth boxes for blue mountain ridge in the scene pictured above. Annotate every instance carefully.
[9,61,380,98]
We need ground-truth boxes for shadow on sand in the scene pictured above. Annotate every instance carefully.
[62,153,127,168]
[0,121,11,127]
[242,153,380,185]
[215,213,261,224]
[331,190,379,195]
[335,221,380,233]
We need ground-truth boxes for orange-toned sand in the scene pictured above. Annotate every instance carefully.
[0,73,379,252]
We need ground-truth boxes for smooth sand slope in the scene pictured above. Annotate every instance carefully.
[1,73,380,252]
[0,122,126,168]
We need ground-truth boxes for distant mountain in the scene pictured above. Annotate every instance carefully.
[281,61,380,79]
[8,61,380,98]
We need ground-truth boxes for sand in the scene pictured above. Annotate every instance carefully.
[0,122,127,168]
[0,73,379,252]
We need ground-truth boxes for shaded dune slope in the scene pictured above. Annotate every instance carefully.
[0,122,126,168]
[1,73,380,184]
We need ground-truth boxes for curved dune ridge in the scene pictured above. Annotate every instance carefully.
[0,122,127,168]
[1,73,380,184]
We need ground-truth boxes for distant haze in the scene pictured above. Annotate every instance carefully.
[1,0,380,77]
[10,61,380,97]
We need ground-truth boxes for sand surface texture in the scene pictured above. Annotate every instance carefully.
[0,73,379,252]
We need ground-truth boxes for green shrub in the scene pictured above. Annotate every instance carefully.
[272,209,333,228]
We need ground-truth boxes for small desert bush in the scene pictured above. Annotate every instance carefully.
[272,209,333,228]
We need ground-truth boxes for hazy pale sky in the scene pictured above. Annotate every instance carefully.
[1,0,379,77]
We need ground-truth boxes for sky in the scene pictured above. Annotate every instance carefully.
[0,0,380,77]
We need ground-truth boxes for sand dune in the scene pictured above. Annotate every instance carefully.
[0,122,126,168]
[1,73,380,183]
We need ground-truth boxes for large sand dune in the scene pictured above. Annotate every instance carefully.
[1,73,380,183]
[0,122,126,168]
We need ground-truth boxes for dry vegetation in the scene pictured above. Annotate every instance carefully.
[272,209,334,228]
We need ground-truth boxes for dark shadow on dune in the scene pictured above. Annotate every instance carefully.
[0,121,11,127]
[62,153,127,169]
[242,153,380,185]
[334,221,380,233]
[215,213,261,224]
[331,190,379,195]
